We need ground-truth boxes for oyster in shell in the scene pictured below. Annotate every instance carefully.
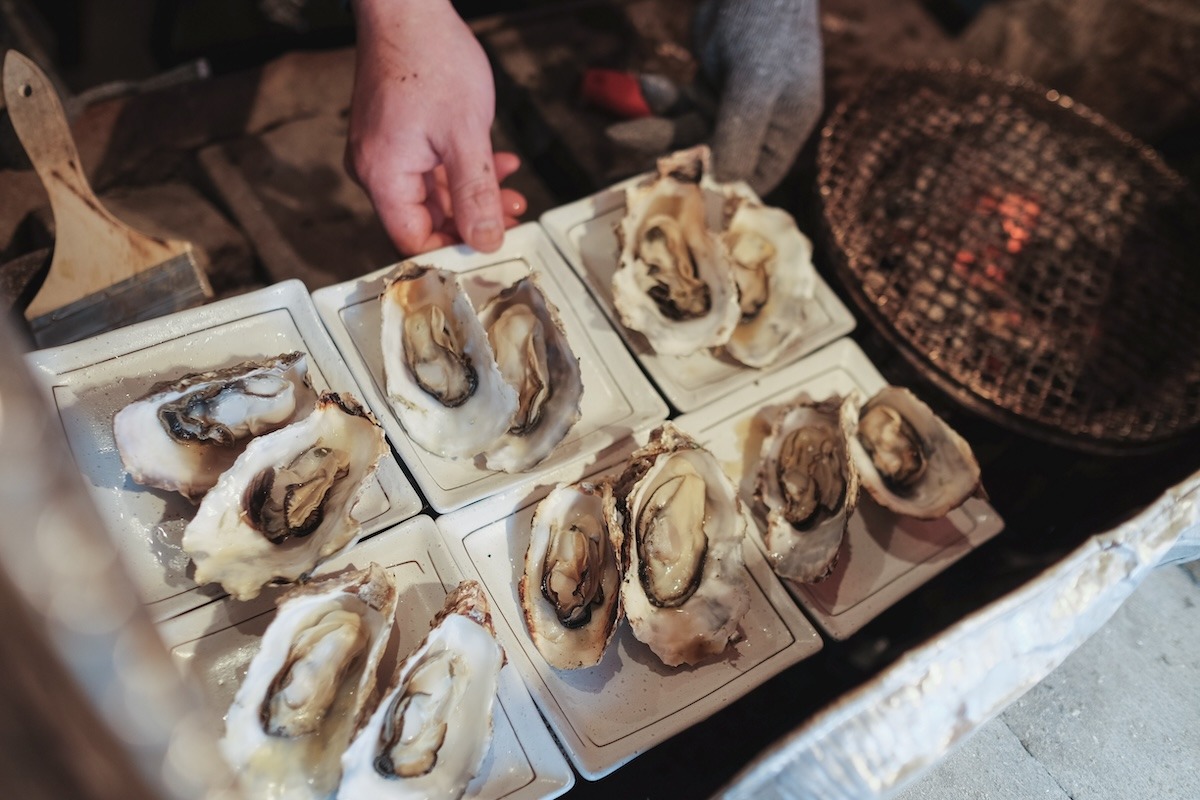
[113,352,312,501]
[720,198,817,368]
[478,275,584,473]
[339,580,503,800]
[849,386,982,519]
[221,564,398,800]
[381,262,518,459]
[182,392,387,601]
[756,393,860,583]
[616,423,750,667]
[519,481,623,669]
[613,146,740,356]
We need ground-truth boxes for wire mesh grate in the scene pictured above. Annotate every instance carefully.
[818,62,1200,453]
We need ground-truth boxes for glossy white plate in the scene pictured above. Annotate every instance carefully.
[435,459,824,779]
[157,515,575,800]
[311,222,669,513]
[674,337,1006,640]
[23,280,423,622]
[539,176,856,412]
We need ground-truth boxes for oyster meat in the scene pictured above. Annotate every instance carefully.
[720,198,817,368]
[849,386,982,519]
[519,481,623,669]
[339,580,503,800]
[182,392,387,601]
[113,352,312,501]
[616,423,750,667]
[381,262,518,459]
[478,275,584,473]
[613,146,740,356]
[756,393,861,583]
[220,564,398,800]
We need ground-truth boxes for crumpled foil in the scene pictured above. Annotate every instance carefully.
[717,467,1200,800]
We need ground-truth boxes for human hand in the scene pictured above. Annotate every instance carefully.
[346,0,526,255]
[695,0,824,196]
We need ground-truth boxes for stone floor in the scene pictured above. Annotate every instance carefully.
[898,561,1200,800]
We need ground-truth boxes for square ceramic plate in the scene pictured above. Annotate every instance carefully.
[435,460,824,779]
[23,280,423,622]
[539,176,857,412]
[311,222,669,513]
[157,515,574,800]
[673,337,1006,640]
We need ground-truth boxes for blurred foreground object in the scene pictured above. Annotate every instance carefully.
[0,318,237,800]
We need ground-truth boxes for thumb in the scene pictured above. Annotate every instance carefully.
[442,134,505,253]
[709,63,781,187]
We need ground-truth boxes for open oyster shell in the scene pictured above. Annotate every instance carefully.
[756,393,861,583]
[719,198,817,368]
[381,262,518,459]
[615,422,750,667]
[519,481,624,670]
[182,391,387,601]
[220,564,398,800]
[849,386,983,520]
[613,146,740,356]
[478,275,584,473]
[339,580,503,800]
[113,352,312,501]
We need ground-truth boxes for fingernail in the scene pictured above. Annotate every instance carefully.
[471,219,503,252]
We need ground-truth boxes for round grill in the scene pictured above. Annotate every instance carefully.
[818,62,1200,454]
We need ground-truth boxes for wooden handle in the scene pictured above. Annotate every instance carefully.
[3,51,193,319]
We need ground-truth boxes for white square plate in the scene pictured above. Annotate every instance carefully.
[157,515,574,800]
[311,222,669,513]
[539,176,857,412]
[435,460,824,779]
[23,280,423,622]
[674,338,1006,640]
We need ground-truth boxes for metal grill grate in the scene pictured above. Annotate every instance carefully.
[818,62,1200,454]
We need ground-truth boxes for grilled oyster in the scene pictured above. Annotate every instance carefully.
[113,352,312,501]
[756,393,860,582]
[519,481,623,670]
[720,198,817,368]
[613,146,740,356]
[849,386,982,519]
[478,276,584,473]
[220,564,398,800]
[381,262,518,459]
[182,392,387,601]
[338,581,503,800]
[616,423,750,667]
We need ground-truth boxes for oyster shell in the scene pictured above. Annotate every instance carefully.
[478,275,584,473]
[381,262,519,459]
[613,146,740,356]
[220,564,398,800]
[519,481,624,669]
[182,392,387,601]
[616,423,750,667]
[720,198,817,368]
[756,393,861,583]
[849,386,982,520]
[338,580,503,800]
[113,352,312,501]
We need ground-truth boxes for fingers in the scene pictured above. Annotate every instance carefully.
[441,133,506,253]
[500,187,527,222]
[364,170,438,257]
[709,64,780,186]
